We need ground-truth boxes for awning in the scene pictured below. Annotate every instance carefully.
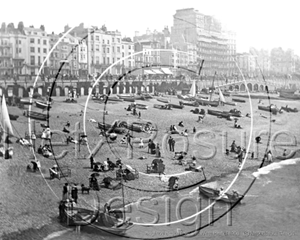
[152,69,164,74]
[161,68,173,74]
[144,70,155,74]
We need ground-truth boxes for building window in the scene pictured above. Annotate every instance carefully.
[107,57,109,64]
[96,36,99,41]
[107,48,109,53]
[38,47,40,53]
[30,38,34,43]
[19,48,21,53]
[102,39,105,44]
[103,57,105,64]
[19,40,21,44]
[117,38,120,43]
[96,44,99,51]
[96,56,99,64]
[43,48,47,53]
[107,40,109,44]
[112,47,114,53]
[103,47,105,53]
[112,38,114,42]
[38,39,40,44]
[43,40,47,45]
[117,47,120,53]
[30,56,35,65]
[113,57,115,63]
[129,46,131,50]
[122,53,124,57]
[38,56,41,65]
[30,47,35,53]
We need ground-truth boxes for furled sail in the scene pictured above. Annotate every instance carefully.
[189,80,196,97]
[218,88,226,103]
[1,95,14,136]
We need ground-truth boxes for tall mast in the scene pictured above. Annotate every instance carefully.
[210,71,217,101]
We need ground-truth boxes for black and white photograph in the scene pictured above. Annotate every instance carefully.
[0,0,299,239]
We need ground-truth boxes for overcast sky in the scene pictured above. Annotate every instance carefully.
[1,0,299,54]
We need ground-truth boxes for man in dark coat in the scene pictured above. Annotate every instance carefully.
[71,184,78,203]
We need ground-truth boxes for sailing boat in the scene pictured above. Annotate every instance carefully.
[0,95,15,159]
[177,79,196,101]
[218,88,226,104]
[195,72,219,107]
[61,178,133,235]
[188,80,196,98]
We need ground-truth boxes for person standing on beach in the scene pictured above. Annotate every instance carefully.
[71,184,78,203]
[138,111,141,119]
[62,183,69,200]
[171,138,176,152]
[90,155,94,169]
[267,150,273,163]
[193,126,196,133]
[156,143,161,157]
[168,136,173,151]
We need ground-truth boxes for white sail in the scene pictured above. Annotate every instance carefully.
[218,88,226,103]
[1,95,14,136]
[189,80,196,97]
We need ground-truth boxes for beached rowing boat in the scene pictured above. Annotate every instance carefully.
[134,103,148,110]
[224,102,237,106]
[23,110,48,121]
[195,98,219,107]
[232,98,246,103]
[198,186,242,204]
[157,98,170,103]
[153,104,171,110]
[207,109,231,118]
[258,105,280,114]
[179,100,199,107]
[35,101,51,110]
[169,103,184,109]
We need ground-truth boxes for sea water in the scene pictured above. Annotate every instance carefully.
[44,159,300,240]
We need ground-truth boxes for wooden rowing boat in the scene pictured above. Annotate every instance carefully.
[224,102,237,106]
[157,98,170,103]
[134,103,148,110]
[232,98,246,103]
[258,105,279,114]
[23,110,48,121]
[195,98,219,107]
[169,103,184,109]
[180,101,199,107]
[35,101,51,110]
[153,104,171,110]
[198,185,242,204]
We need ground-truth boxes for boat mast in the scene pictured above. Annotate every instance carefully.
[121,176,126,222]
[210,71,217,101]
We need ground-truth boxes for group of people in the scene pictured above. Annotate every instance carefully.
[168,136,176,152]
[37,144,53,157]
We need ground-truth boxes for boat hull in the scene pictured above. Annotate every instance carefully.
[23,110,48,121]
[154,104,171,110]
[198,186,242,204]
[195,98,219,107]
[258,105,278,114]
[157,98,170,103]
[232,98,246,103]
